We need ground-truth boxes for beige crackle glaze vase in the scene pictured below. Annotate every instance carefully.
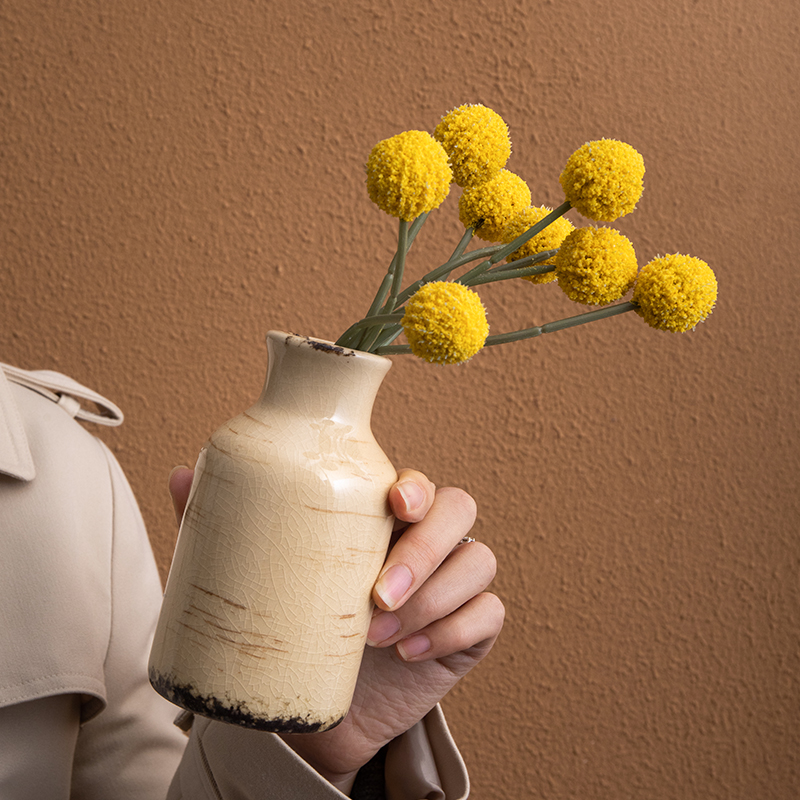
[149,331,397,732]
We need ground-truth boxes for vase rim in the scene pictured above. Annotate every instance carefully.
[266,330,391,366]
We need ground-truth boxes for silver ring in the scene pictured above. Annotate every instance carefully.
[458,536,476,545]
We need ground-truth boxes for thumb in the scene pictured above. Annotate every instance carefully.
[168,466,194,525]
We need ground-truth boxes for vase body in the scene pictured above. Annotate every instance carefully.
[149,331,397,732]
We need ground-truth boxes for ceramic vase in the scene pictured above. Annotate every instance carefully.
[149,331,397,732]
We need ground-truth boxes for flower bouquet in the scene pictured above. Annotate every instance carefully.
[336,103,717,363]
[149,104,717,734]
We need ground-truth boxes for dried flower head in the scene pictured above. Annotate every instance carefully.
[402,281,489,364]
[559,139,645,222]
[366,130,452,221]
[458,169,532,242]
[633,254,717,332]
[434,103,512,187]
[502,206,576,284]
[555,227,638,305]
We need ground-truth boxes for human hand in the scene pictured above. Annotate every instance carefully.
[168,467,504,794]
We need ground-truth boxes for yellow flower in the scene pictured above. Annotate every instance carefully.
[433,103,512,187]
[502,206,575,284]
[366,130,452,221]
[555,227,638,305]
[458,169,532,242]
[633,254,717,332]
[402,281,489,364]
[559,139,645,222]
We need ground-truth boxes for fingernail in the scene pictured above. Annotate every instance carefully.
[397,480,424,514]
[366,611,401,646]
[374,564,413,610]
[397,634,431,661]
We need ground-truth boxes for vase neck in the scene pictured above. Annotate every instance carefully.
[255,332,392,429]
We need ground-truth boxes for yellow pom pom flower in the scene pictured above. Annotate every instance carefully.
[555,227,638,305]
[366,130,452,221]
[401,281,489,364]
[559,139,645,222]
[433,103,512,187]
[458,169,532,242]
[502,206,575,284]
[633,254,717,332]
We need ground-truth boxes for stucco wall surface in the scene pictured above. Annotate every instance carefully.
[1,0,798,797]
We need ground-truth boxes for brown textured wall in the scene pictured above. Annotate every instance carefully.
[1,0,798,797]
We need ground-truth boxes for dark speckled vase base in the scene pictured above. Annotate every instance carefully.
[149,669,344,734]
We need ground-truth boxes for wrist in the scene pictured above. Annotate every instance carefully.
[329,770,359,796]
[277,734,360,795]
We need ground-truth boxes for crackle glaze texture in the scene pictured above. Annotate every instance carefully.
[149,333,397,731]
[2,0,799,796]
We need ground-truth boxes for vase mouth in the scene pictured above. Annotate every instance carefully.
[266,331,391,365]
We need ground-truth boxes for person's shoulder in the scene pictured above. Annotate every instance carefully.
[0,363,128,564]
[0,364,127,713]
[0,362,123,485]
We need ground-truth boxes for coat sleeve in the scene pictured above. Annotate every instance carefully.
[166,705,469,800]
[0,695,81,800]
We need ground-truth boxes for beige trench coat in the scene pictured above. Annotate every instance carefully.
[0,363,469,799]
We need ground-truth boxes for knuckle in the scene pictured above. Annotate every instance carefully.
[470,541,497,583]
[480,592,506,631]
[414,591,445,626]
[436,486,478,527]
[406,535,440,576]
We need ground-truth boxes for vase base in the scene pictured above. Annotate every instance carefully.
[148,668,345,734]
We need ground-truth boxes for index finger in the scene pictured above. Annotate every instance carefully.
[373,486,477,612]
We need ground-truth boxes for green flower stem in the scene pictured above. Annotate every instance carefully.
[356,326,385,354]
[485,301,636,346]
[356,213,428,320]
[365,251,398,318]
[465,249,559,286]
[374,301,637,357]
[357,315,404,352]
[358,315,395,354]
[374,343,412,355]
[385,219,409,313]
[347,252,399,349]
[350,312,405,330]
[457,201,572,286]
[394,244,503,307]
[336,272,394,348]
[365,271,395,320]
[407,211,429,244]
[344,213,429,351]
[468,262,556,285]
[486,249,558,273]
[384,213,428,311]
[353,219,409,352]
[441,227,475,279]
[372,323,404,350]
[336,313,405,350]
[492,201,571,263]
[335,329,361,349]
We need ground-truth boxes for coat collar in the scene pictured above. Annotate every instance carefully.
[0,363,123,481]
